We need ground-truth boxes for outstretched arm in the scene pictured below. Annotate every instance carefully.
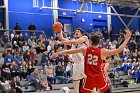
[101,29,131,59]
[60,36,89,45]
[104,62,110,82]
[50,47,86,59]
[59,31,69,41]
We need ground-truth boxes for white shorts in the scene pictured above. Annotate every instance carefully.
[71,62,86,80]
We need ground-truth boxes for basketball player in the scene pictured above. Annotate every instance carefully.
[58,28,92,93]
[51,29,131,93]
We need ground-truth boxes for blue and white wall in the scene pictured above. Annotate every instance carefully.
[0,0,139,36]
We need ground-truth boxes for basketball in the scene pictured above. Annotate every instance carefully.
[53,22,63,33]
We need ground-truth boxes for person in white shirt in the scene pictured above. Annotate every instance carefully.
[22,42,30,53]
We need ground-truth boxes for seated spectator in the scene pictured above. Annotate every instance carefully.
[41,52,48,66]
[1,62,11,80]
[14,52,24,65]
[10,77,23,93]
[27,61,34,76]
[17,33,25,47]
[23,50,30,62]
[38,69,49,90]
[0,77,16,93]
[22,42,30,53]
[1,32,9,47]
[30,68,41,91]
[0,52,4,70]
[28,36,36,47]
[19,61,27,80]
[29,47,36,65]
[36,40,46,54]
[46,64,55,84]
[55,62,68,84]
[4,49,13,64]
[11,62,19,78]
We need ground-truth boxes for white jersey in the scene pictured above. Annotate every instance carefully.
[70,42,88,80]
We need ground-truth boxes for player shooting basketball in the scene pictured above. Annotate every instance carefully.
[51,29,131,93]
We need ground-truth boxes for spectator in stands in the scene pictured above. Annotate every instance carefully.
[102,27,108,40]
[95,28,103,37]
[28,36,36,47]
[0,22,3,30]
[28,22,36,36]
[41,52,48,66]
[129,37,137,52]
[135,30,140,43]
[65,57,73,78]
[46,63,55,84]
[11,62,19,78]
[19,61,27,80]
[27,61,34,76]
[1,32,9,47]
[0,52,4,76]
[10,30,16,41]
[10,77,23,93]
[14,23,21,35]
[4,49,13,64]
[38,69,49,90]
[29,46,36,65]
[47,43,52,53]
[12,34,19,45]
[18,33,25,47]
[1,61,11,80]
[23,33,29,41]
[30,68,41,91]
[49,49,57,65]
[123,45,130,55]
[14,52,24,65]
[0,22,4,36]
[0,77,16,93]
[23,50,30,62]
[22,41,30,53]
[55,62,68,84]
[36,40,46,54]
[110,27,115,41]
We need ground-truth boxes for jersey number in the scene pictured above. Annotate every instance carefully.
[88,54,98,65]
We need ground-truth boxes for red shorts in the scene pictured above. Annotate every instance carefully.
[81,76,109,93]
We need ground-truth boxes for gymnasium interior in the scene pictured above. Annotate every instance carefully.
[0,0,140,93]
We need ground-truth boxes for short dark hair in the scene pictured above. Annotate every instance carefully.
[75,28,84,35]
[90,35,100,45]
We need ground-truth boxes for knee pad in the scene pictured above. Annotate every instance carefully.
[104,88,111,93]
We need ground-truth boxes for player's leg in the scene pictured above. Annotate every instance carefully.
[80,78,95,93]
[73,80,80,93]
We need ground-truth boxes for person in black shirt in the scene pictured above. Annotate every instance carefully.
[1,62,11,80]
[55,62,68,84]
[14,23,21,35]
[28,22,36,36]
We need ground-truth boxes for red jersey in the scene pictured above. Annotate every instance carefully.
[84,46,104,78]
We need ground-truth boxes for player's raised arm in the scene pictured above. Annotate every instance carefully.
[59,31,69,41]
[50,47,86,59]
[60,36,88,45]
[101,29,132,59]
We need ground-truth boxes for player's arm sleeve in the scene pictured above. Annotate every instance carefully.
[104,63,110,78]
[58,47,86,56]
[61,36,88,45]
[101,39,129,58]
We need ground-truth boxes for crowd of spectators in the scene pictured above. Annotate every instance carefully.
[0,22,140,92]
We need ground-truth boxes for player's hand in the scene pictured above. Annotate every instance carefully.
[124,29,132,40]
[50,53,59,59]
[56,41,63,45]
[107,77,111,83]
